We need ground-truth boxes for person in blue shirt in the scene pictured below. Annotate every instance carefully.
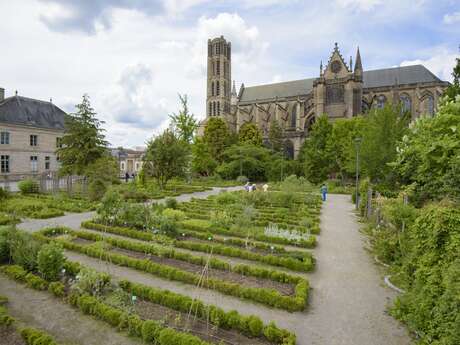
[320,183,328,201]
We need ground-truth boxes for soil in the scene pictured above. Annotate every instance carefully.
[110,247,295,296]
[134,299,270,345]
[0,325,26,345]
[72,237,95,245]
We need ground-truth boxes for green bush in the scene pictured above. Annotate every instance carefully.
[25,273,48,290]
[162,208,185,222]
[141,320,161,342]
[0,187,9,201]
[18,179,39,194]
[8,230,41,271]
[21,327,57,345]
[72,267,110,296]
[0,227,10,263]
[164,197,178,209]
[37,242,65,281]
[48,282,65,297]
[88,179,107,201]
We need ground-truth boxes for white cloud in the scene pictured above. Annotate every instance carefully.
[443,11,460,24]
[400,48,458,82]
[335,0,382,11]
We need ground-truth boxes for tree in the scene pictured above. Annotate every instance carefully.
[238,122,263,146]
[360,105,409,183]
[203,117,231,162]
[191,137,218,176]
[392,97,460,202]
[268,119,283,152]
[85,155,119,201]
[57,94,108,176]
[216,144,270,181]
[144,129,189,189]
[169,94,198,144]
[444,54,460,102]
[299,115,334,184]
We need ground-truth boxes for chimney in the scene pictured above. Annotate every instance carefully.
[0,88,4,102]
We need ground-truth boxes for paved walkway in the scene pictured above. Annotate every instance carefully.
[18,186,243,232]
[0,277,141,345]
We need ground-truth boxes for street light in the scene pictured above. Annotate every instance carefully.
[354,137,362,210]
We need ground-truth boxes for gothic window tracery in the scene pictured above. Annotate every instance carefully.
[290,105,297,128]
[422,93,435,116]
[400,93,411,114]
[216,81,220,96]
[211,82,214,96]
[217,102,220,115]
[209,102,212,116]
[326,85,344,104]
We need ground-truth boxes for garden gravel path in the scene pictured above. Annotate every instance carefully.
[0,276,141,345]
[17,186,244,233]
[62,194,412,345]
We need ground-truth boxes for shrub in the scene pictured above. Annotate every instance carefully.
[164,197,178,209]
[0,227,10,263]
[72,267,110,296]
[88,179,107,201]
[48,282,65,297]
[162,208,185,222]
[8,229,41,271]
[236,175,248,183]
[25,273,48,290]
[37,242,65,281]
[18,179,39,194]
[21,327,57,345]
[141,320,161,342]
[0,187,9,201]
[247,315,264,337]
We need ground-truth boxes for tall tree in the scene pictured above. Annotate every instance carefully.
[360,105,409,183]
[57,94,108,175]
[299,115,334,184]
[169,94,198,144]
[144,129,189,189]
[268,119,283,152]
[444,53,460,102]
[191,137,217,176]
[238,122,263,146]
[203,117,231,162]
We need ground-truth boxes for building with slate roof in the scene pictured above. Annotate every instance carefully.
[0,88,66,181]
[201,37,449,158]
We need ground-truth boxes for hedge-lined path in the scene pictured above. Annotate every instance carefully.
[17,186,244,233]
[62,194,411,345]
[0,276,141,345]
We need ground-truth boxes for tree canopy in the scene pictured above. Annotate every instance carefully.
[169,94,198,144]
[238,122,263,146]
[444,55,460,102]
[144,129,189,189]
[57,94,108,176]
[203,117,231,162]
[268,119,284,153]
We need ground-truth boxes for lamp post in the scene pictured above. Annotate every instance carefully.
[354,137,362,210]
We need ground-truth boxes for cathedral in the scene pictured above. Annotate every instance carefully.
[202,36,449,158]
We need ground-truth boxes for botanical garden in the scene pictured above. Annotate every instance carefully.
[0,60,459,345]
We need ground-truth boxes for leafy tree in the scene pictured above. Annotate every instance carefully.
[37,242,65,281]
[203,117,231,162]
[216,144,270,181]
[328,117,365,181]
[268,119,284,152]
[392,97,460,202]
[57,94,108,176]
[444,54,460,102]
[360,105,409,183]
[144,129,189,189]
[265,154,299,182]
[238,122,263,146]
[299,115,334,184]
[169,94,198,144]
[191,137,217,176]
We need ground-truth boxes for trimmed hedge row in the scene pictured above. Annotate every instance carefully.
[180,219,317,248]
[0,265,212,345]
[37,228,309,312]
[119,280,296,345]
[82,221,315,272]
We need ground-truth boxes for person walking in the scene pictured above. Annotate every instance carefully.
[320,183,328,201]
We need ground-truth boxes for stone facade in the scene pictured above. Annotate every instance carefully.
[0,93,66,182]
[201,38,449,158]
[111,147,144,176]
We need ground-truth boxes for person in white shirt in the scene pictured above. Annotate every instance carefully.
[262,183,269,192]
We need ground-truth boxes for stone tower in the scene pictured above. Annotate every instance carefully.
[206,36,232,122]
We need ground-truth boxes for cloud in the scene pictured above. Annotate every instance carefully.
[443,11,460,25]
[335,0,382,11]
[400,48,458,82]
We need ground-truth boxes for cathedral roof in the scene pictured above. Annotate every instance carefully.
[239,64,444,103]
[0,95,66,130]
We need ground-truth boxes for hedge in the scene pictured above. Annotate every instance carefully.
[82,221,315,272]
[119,280,296,344]
[36,228,309,312]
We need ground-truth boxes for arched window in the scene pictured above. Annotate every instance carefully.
[216,81,220,96]
[216,62,220,76]
[283,140,295,159]
[400,93,411,114]
[213,102,216,116]
[211,82,214,96]
[217,102,220,115]
[426,95,434,116]
[376,95,386,109]
[291,105,297,128]
[223,82,226,97]
[212,62,215,76]
[209,102,212,116]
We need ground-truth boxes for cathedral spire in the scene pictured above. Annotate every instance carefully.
[320,60,323,76]
[231,80,237,97]
[354,46,363,75]
[349,56,353,72]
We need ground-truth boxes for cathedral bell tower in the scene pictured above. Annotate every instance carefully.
[313,43,363,119]
[206,36,232,123]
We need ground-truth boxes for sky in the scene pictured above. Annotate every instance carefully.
[1,0,459,148]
